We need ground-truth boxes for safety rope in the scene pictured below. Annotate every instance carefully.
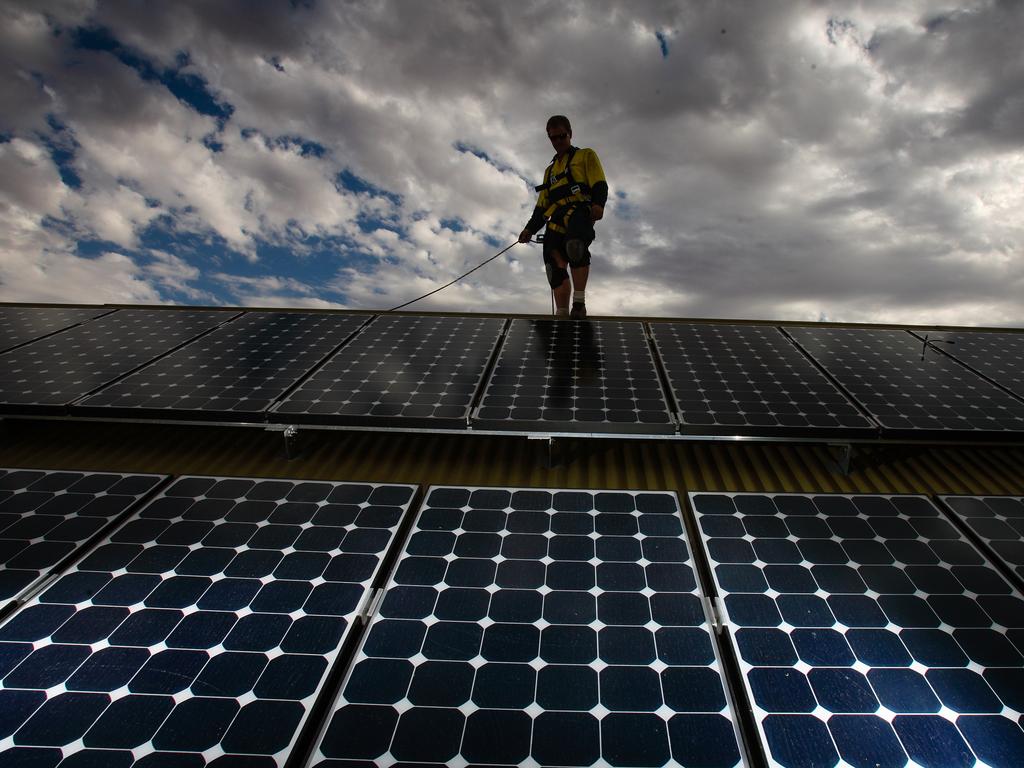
[384,238,553,314]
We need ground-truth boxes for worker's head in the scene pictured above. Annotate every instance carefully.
[546,115,572,154]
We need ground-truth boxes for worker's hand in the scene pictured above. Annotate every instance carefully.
[590,204,604,221]
[518,229,534,244]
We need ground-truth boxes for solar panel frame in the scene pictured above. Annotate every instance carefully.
[270,314,506,430]
[939,495,1024,587]
[691,491,1024,768]
[74,312,370,423]
[0,306,113,354]
[785,326,1024,438]
[649,322,878,438]
[0,469,167,608]
[909,330,1024,401]
[0,474,418,767]
[472,319,677,435]
[307,484,747,768]
[0,309,239,416]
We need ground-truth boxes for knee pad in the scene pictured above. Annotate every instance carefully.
[565,238,588,267]
[545,262,569,289]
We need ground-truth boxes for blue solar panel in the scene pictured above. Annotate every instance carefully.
[0,469,165,605]
[0,309,237,414]
[940,496,1024,585]
[650,323,876,437]
[786,327,1024,436]
[0,476,416,766]
[473,319,675,434]
[309,486,744,767]
[273,315,504,429]
[692,492,1024,768]
[77,312,368,421]
[0,307,111,354]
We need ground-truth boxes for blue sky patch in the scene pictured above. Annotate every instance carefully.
[336,169,402,206]
[655,31,670,58]
[71,26,234,123]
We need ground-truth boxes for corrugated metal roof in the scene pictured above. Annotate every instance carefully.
[2,420,1022,496]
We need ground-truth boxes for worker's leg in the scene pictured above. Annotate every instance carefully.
[570,265,589,292]
[551,250,571,310]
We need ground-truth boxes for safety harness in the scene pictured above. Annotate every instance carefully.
[534,146,592,234]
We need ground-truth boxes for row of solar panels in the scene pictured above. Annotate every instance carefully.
[1,467,1022,767]
[3,305,1024,441]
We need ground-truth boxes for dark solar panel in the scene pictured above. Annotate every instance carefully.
[0,309,236,414]
[915,330,1024,400]
[0,475,416,766]
[0,469,165,604]
[787,327,1024,436]
[76,312,367,421]
[0,306,111,353]
[941,496,1024,584]
[310,485,743,767]
[272,315,504,428]
[692,491,1024,768]
[473,319,675,434]
[650,323,876,437]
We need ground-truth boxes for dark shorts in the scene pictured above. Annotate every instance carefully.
[543,205,595,268]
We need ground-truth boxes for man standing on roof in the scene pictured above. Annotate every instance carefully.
[518,116,608,320]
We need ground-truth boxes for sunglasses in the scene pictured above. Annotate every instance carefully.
[548,132,569,141]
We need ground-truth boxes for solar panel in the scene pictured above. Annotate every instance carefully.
[309,485,744,767]
[76,312,368,421]
[0,469,165,605]
[0,475,416,766]
[650,323,876,437]
[272,315,504,429]
[0,306,111,354]
[940,496,1024,584]
[786,327,1024,436]
[691,491,1024,768]
[913,330,1024,400]
[473,319,675,434]
[0,309,237,414]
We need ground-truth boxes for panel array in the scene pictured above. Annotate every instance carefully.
[474,319,675,434]
[77,312,367,421]
[311,485,743,767]
[787,327,1024,436]
[272,315,504,429]
[0,476,416,767]
[0,310,235,413]
[650,323,876,436]
[915,331,1024,400]
[941,496,1024,583]
[692,492,1024,768]
[0,307,110,354]
[0,469,165,604]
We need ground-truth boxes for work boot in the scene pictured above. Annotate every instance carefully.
[570,301,587,320]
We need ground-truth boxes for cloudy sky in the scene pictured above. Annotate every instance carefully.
[1,0,1021,325]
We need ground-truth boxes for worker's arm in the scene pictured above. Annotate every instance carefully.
[585,150,608,220]
[519,172,550,242]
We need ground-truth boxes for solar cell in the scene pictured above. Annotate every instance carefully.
[786,327,1024,436]
[692,491,1024,768]
[309,485,744,767]
[272,315,504,429]
[940,496,1024,584]
[76,312,367,421]
[650,323,876,436]
[913,330,1024,400]
[0,475,416,767]
[0,309,236,414]
[473,319,675,434]
[0,469,165,605]
[0,307,111,354]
